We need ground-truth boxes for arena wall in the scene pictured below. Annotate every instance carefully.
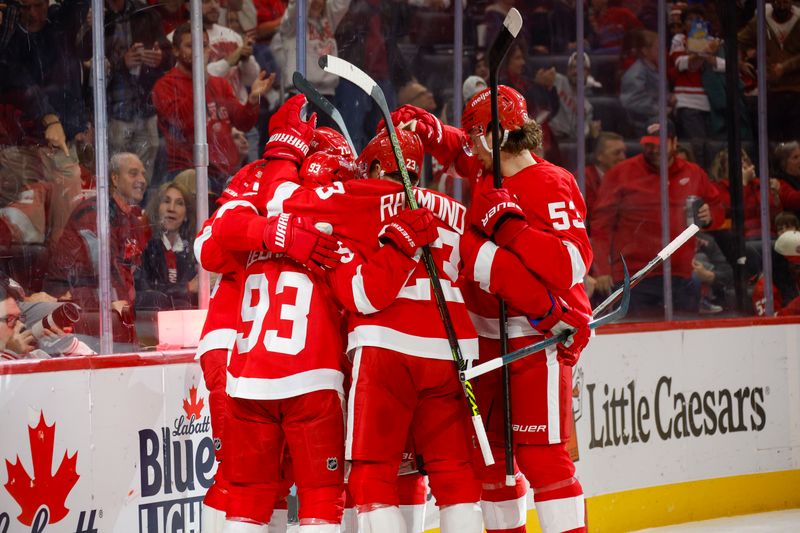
[1,320,798,532]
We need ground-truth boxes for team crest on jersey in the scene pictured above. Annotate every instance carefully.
[326,457,339,471]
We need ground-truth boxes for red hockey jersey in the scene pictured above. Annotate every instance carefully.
[194,213,244,358]
[215,174,480,361]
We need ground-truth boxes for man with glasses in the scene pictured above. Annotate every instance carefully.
[0,278,39,359]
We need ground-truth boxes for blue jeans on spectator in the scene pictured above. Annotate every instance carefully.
[334,78,397,153]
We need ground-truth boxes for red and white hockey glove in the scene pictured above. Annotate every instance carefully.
[381,104,443,149]
[530,296,591,366]
[469,188,526,237]
[263,213,340,275]
[379,208,439,258]
[263,94,317,165]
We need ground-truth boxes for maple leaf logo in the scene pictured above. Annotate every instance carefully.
[183,386,205,419]
[4,412,79,526]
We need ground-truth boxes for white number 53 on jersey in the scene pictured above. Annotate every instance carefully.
[548,201,585,230]
[237,272,312,355]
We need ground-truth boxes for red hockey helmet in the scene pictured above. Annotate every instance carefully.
[219,161,262,204]
[461,85,529,136]
[300,151,359,187]
[310,127,355,162]
[357,128,424,182]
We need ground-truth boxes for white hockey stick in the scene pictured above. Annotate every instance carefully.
[462,224,700,382]
[320,54,496,466]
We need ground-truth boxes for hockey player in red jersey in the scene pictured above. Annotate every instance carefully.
[196,95,351,533]
[195,153,342,532]
[387,86,593,533]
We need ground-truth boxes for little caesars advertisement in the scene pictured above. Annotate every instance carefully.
[572,325,798,497]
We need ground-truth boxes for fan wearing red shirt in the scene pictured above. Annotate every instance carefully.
[152,23,272,193]
[386,85,593,533]
[591,118,725,316]
[583,131,626,217]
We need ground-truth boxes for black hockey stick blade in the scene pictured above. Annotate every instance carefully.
[488,8,523,73]
[292,71,356,154]
[462,257,631,382]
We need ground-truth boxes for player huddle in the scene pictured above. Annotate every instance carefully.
[194,85,593,533]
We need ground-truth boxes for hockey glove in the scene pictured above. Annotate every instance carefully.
[264,213,340,275]
[379,208,439,258]
[263,94,317,165]
[530,295,591,366]
[469,188,526,237]
[380,104,443,149]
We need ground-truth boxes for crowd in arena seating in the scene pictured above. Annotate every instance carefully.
[1,0,799,355]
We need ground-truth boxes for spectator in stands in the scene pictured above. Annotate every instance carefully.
[2,0,91,243]
[81,0,171,185]
[754,211,800,315]
[221,0,259,38]
[499,41,531,94]
[620,29,659,136]
[770,228,800,315]
[462,75,487,101]
[153,23,272,194]
[0,278,44,360]
[472,50,489,82]
[549,52,601,142]
[271,0,351,128]
[232,128,251,167]
[693,232,734,314]
[136,181,197,310]
[152,0,188,35]
[334,0,410,150]
[0,273,95,356]
[588,0,642,52]
[675,143,697,163]
[738,0,800,141]
[669,5,726,140]
[710,148,781,240]
[591,118,725,316]
[584,131,626,215]
[253,0,286,45]
[708,148,781,281]
[770,141,800,215]
[45,153,150,348]
[197,0,265,106]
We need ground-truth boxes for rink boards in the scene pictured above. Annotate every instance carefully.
[0,320,799,532]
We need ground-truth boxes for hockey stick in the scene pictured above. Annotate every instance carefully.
[592,224,700,318]
[292,71,357,154]
[488,6,523,487]
[461,258,632,382]
[320,54,496,466]
[462,222,700,381]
